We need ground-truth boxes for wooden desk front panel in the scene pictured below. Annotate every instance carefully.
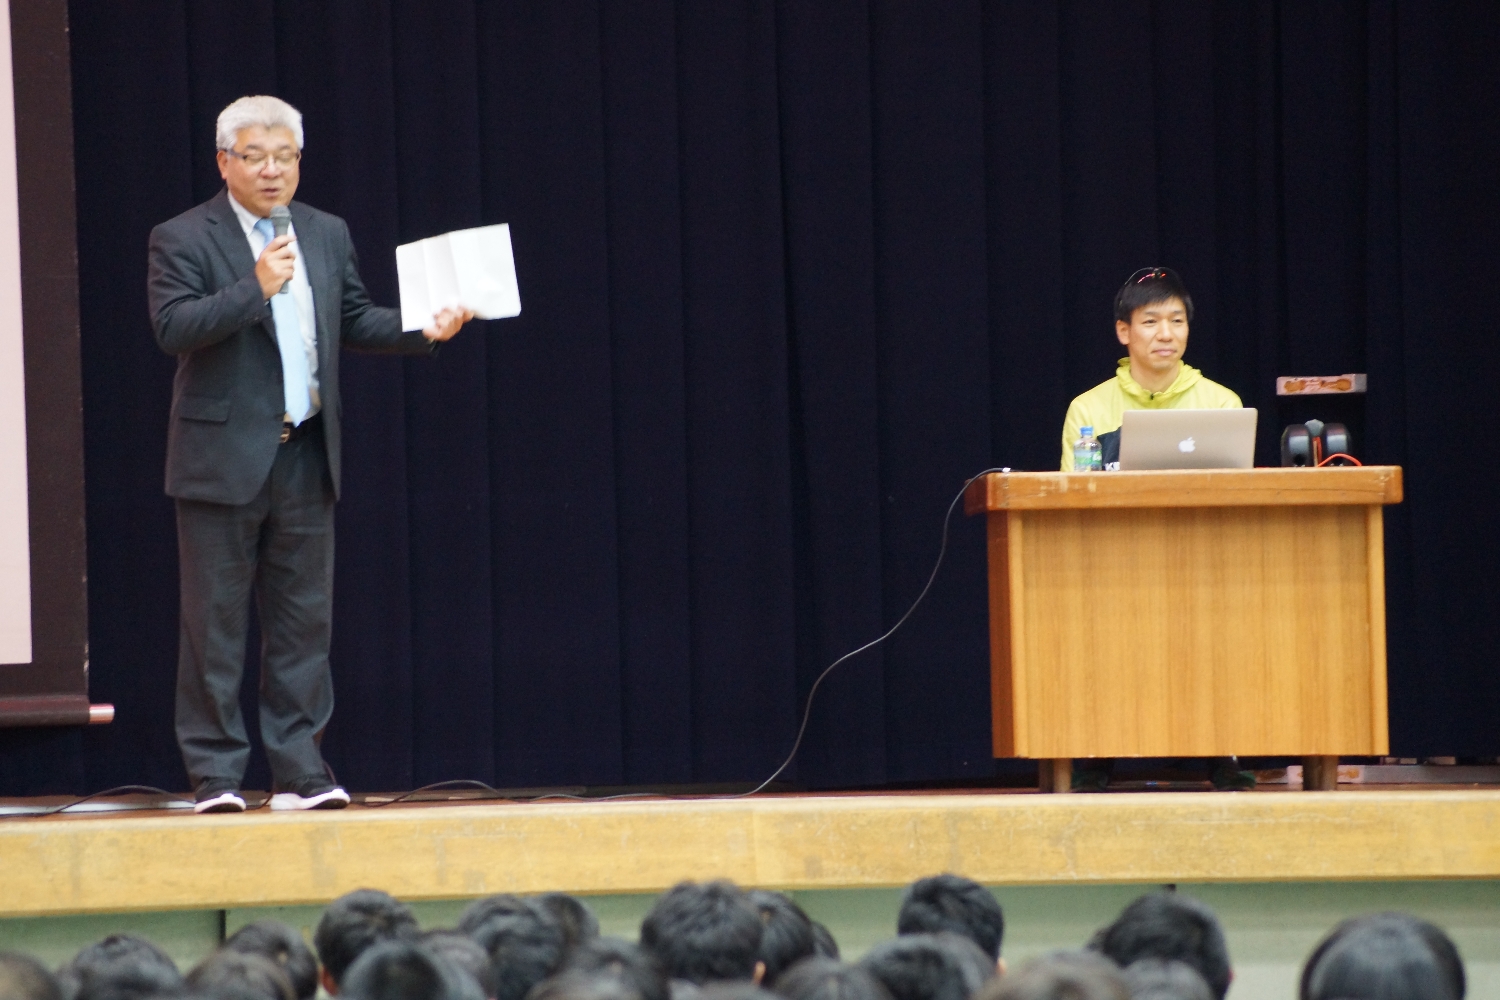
[989,504,1388,758]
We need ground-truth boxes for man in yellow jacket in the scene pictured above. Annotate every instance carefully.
[1060,267,1254,791]
[1061,267,1240,471]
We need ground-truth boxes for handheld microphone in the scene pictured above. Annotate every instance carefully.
[269,205,291,295]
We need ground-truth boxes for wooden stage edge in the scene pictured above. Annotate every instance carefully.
[5,789,1500,918]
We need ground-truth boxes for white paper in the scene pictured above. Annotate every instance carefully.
[0,0,32,665]
[397,223,521,331]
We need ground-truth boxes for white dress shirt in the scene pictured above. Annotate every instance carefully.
[227,193,321,417]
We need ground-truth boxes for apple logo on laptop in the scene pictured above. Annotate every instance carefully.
[1178,436,1196,453]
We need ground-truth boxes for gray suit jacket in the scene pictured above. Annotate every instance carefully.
[148,189,433,504]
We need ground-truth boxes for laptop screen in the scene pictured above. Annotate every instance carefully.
[1117,408,1258,471]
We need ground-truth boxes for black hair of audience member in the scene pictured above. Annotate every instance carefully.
[773,957,893,1000]
[339,941,482,1000]
[746,890,817,983]
[527,971,644,1000]
[810,924,840,961]
[63,934,184,1000]
[694,985,783,1000]
[639,881,764,986]
[187,950,295,1000]
[0,951,63,1000]
[224,920,319,1000]
[1119,959,1213,1000]
[463,898,568,1000]
[897,875,1005,964]
[860,932,996,1000]
[458,895,534,937]
[976,951,1129,1000]
[314,889,421,992]
[1299,912,1465,1000]
[559,936,670,1000]
[421,932,499,1000]
[1091,894,1230,1000]
[535,894,601,953]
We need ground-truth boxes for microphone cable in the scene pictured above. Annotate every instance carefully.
[734,467,1008,797]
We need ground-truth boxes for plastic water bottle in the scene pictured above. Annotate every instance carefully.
[1073,426,1102,472]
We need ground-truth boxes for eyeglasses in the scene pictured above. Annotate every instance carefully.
[1128,266,1179,285]
[223,148,301,169]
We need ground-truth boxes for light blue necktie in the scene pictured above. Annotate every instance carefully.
[255,217,313,424]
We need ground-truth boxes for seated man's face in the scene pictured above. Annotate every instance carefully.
[1116,296,1189,378]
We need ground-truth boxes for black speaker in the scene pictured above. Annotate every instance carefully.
[1280,421,1353,466]
[1281,424,1313,466]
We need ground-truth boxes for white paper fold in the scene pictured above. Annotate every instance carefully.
[397,223,521,331]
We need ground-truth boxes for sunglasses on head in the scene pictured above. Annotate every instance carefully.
[1127,266,1180,285]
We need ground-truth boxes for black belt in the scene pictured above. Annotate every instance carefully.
[279,412,322,444]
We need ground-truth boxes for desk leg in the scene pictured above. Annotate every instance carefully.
[1038,759,1072,794]
[1303,755,1339,791]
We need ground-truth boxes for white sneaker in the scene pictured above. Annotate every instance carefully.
[194,786,247,814]
[269,778,351,811]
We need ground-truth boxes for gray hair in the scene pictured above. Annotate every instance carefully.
[216,95,304,151]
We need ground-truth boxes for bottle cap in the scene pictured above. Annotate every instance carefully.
[1080,426,1093,436]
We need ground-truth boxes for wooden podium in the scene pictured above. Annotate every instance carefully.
[963,467,1403,791]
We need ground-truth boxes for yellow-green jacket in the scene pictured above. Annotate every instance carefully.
[1060,360,1242,470]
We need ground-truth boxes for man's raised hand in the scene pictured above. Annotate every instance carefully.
[424,306,476,342]
[255,234,296,300]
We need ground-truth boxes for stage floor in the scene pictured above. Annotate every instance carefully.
[4,785,1500,918]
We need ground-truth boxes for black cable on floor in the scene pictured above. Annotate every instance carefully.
[7,468,1005,817]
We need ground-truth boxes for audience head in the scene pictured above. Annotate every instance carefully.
[187,951,295,1000]
[534,895,601,954]
[810,925,840,961]
[694,986,781,1000]
[559,937,669,1000]
[528,972,646,1000]
[459,896,567,1000]
[1119,960,1213,1000]
[977,951,1128,1000]
[1091,894,1229,1000]
[898,876,1005,965]
[0,952,62,1000]
[1299,912,1464,1000]
[338,941,481,1000]
[421,931,498,1000]
[773,958,892,1000]
[62,934,184,1000]
[746,891,816,983]
[639,881,764,986]
[459,895,535,931]
[860,932,996,1000]
[223,920,318,1000]
[315,889,420,993]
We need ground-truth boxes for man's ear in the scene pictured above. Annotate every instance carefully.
[753,962,766,985]
[996,957,1007,977]
[1116,319,1132,345]
[320,967,339,996]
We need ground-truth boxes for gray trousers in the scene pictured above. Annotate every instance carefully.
[174,430,335,789]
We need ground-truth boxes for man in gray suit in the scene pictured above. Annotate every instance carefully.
[147,96,472,813]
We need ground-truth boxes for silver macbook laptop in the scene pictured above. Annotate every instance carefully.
[1117,408,1258,470]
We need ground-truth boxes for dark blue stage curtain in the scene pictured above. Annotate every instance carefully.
[4,1,1495,794]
